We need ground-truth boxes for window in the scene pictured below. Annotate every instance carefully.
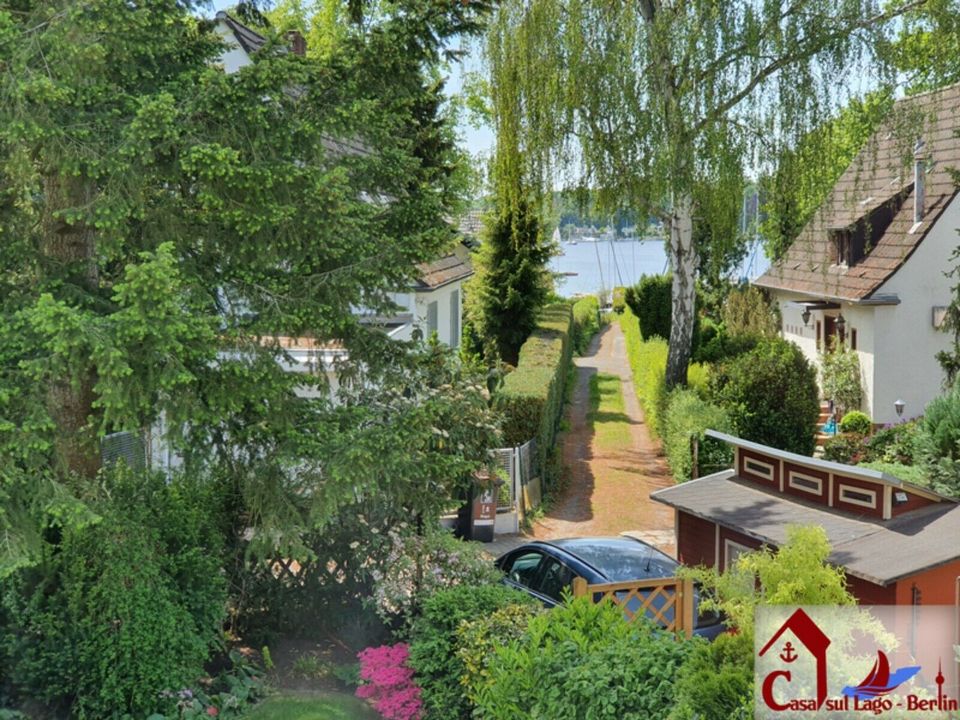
[501,551,543,589]
[850,328,858,351]
[788,471,822,495]
[449,290,460,347]
[426,301,438,338]
[724,539,751,570]
[832,230,852,266]
[534,558,575,601]
[816,320,822,351]
[744,458,774,481]
[839,484,877,509]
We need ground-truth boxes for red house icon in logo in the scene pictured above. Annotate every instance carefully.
[759,608,832,710]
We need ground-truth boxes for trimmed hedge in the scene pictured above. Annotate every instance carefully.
[571,296,600,354]
[619,306,708,438]
[663,389,734,482]
[496,303,574,485]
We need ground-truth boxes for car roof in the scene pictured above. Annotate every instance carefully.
[511,536,679,583]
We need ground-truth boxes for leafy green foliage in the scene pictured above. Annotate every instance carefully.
[669,632,753,720]
[917,383,960,496]
[663,390,734,483]
[709,339,819,455]
[821,347,864,417]
[760,91,894,260]
[720,286,779,339]
[884,0,960,94]
[495,303,573,484]
[839,411,872,435]
[571,295,601,354]
[0,471,226,718]
[857,461,928,485]
[862,419,921,464]
[473,598,693,720]
[407,585,537,720]
[682,525,854,636]
[468,200,553,365]
[620,307,709,438]
[822,433,866,464]
[625,275,674,341]
[456,603,542,709]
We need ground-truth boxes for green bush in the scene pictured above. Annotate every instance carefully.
[820,347,863,417]
[495,303,573,485]
[408,585,537,720]
[693,327,760,364]
[571,296,600,354]
[708,338,819,455]
[857,461,929,486]
[0,472,226,718]
[839,411,872,435]
[457,603,542,709]
[474,597,692,720]
[663,389,734,482]
[918,383,960,497]
[625,275,673,340]
[720,286,779,338]
[620,307,710,438]
[669,632,753,720]
[612,286,626,314]
[822,433,866,464]
[863,419,921,464]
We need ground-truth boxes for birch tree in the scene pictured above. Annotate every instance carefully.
[486,0,924,388]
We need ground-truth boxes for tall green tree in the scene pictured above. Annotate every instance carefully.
[0,0,494,568]
[485,0,925,388]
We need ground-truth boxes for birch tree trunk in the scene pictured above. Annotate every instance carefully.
[41,174,102,479]
[665,192,697,389]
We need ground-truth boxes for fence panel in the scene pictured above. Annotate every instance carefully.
[572,576,695,637]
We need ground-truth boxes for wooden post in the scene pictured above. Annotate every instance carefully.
[691,435,699,480]
[572,577,589,598]
[679,578,695,638]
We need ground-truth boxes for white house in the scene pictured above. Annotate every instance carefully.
[755,83,960,425]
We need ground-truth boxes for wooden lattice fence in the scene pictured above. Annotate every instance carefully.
[572,576,695,637]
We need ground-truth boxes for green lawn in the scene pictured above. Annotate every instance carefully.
[244,693,378,720]
[588,373,632,449]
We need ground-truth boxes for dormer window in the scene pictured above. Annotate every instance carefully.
[832,229,852,266]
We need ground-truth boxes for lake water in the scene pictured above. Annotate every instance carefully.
[550,238,770,297]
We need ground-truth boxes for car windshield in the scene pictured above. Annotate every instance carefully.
[567,542,677,582]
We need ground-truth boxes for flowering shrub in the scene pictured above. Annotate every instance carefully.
[356,644,423,720]
[369,528,501,624]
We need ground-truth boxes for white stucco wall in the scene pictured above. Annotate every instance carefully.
[413,281,463,347]
[870,193,960,423]
[214,21,253,74]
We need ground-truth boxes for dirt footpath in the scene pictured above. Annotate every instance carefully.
[530,321,677,555]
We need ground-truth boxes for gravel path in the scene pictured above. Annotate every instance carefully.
[530,321,677,555]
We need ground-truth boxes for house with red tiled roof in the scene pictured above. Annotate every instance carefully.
[755,84,960,424]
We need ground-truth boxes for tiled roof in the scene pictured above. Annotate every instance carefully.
[415,248,474,290]
[215,11,267,54]
[756,83,960,301]
[652,471,960,586]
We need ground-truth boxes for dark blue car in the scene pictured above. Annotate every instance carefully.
[494,536,725,640]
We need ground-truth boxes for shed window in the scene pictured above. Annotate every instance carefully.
[449,290,460,347]
[744,458,774,481]
[426,301,438,337]
[788,472,822,495]
[839,485,876,508]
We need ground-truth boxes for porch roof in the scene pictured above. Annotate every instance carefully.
[652,470,960,586]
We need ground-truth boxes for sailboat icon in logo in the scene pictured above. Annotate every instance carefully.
[841,650,921,699]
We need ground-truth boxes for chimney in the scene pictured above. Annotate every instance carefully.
[286,30,307,57]
[913,138,926,225]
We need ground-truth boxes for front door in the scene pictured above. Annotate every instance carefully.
[823,315,836,351]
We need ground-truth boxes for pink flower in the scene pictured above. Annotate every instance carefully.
[356,643,423,720]
[206,707,219,717]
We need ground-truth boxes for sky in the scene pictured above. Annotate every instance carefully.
[209,0,495,156]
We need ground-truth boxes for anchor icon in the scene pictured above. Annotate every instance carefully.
[780,642,798,663]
